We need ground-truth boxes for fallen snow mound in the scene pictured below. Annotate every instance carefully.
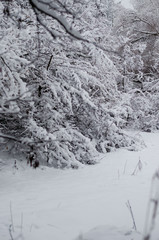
[75,225,141,240]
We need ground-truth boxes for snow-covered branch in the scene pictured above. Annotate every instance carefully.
[29,0,86,40]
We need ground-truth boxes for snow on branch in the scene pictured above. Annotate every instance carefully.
[29,0,86,41]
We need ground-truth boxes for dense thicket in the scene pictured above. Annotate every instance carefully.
[1,0,157,168]
[111,0,159,132]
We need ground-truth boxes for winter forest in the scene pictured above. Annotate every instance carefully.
[0,0,159,240]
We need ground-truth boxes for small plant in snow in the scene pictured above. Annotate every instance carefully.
[9,202,24,240]
[143,169,159,240]
[131,158,143,176]
[126,200,137,232]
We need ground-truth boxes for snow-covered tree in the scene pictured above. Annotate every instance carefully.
[0,0,140,168]
[111,0,159,131]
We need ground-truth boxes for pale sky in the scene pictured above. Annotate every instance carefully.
[121,0,133,9]
[115,0,133,9]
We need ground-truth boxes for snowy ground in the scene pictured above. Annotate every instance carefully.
[0,132,159,240]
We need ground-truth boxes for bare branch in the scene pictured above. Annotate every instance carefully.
[0,134,21,142]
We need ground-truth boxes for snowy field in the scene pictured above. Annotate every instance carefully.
[0,132,159,240]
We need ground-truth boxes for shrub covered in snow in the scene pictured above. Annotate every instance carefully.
[0,0,145,168]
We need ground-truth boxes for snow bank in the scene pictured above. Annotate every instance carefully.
[0,132,159,240]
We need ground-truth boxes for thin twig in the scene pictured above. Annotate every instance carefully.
[10,202,14,232]
[131,158,143,176]
[126,200,137,231]
[143,170,159,240]
[9,224,14,240]
[123,160,128,175]
[47,55,53,70]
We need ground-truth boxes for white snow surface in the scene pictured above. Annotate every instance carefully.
[0,132,159,240]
